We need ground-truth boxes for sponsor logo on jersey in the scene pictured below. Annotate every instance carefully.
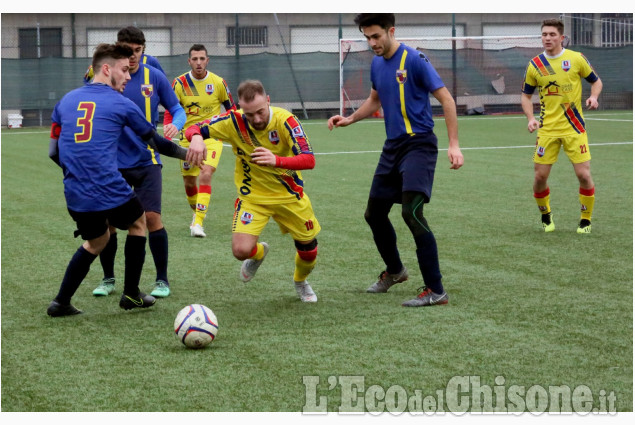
[396,69,407,84]
[182,161,191,171]
[141,84,154,98]
[292,126,304,138]
[206,84,214,95]
[240,211,253,225]
[269,130,280,144]
[537,146,545,157]
[562,60,571,72]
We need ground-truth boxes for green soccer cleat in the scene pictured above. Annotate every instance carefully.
[150,280,171,298]
[577,219,592,234]
[92,277,115,296]
[541,212,555,233]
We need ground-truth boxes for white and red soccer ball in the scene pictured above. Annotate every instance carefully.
[174,304,219,348]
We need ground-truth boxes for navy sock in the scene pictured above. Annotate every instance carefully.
[365,199,403,274]
[414,232,444,294]
[124,235,146,296]
[56,246,97,304]
[148,228,169,284]
[99,232,117,279]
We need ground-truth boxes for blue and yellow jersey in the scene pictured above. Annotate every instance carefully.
[172,71,235,129]
[51,83,156,212]
[522,48,599,136]
[196,107,313,204]
[371,43,445,140]
[117,63,181,169]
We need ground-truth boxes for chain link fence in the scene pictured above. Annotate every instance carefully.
[1,13,632,125]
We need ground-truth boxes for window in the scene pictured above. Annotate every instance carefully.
[19,27,62,58]
[601,13,633,47]
[227,26,268,47]
[572,14,594,46]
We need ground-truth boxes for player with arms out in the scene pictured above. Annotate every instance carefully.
[328,13,464,307]
[521,18,602,234]
[164,44,236,237]
[46,43,194,317]
[186,80,320,303]
[92,26,187,299]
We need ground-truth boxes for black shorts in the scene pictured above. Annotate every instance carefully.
[369,132,438,203]
[68,196,145,240]
[120,164,163,214]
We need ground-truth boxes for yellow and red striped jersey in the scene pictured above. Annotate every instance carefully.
[195,107,314,204]
[172,71,235,129]
[522,48,599,136]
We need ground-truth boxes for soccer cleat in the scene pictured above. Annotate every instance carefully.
[240,242,269,282]
[191,223,206,238]
[294,280,318,303]
[92,277,115,296]
[366,267,408,293]
[541,212,555,233]
[119,292,156,310]
[577,219,592,234]
[402,286,449,307]
[150,280,170,298]
[47,300,83,317]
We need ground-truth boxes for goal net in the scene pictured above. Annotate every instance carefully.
[339,35,542,117]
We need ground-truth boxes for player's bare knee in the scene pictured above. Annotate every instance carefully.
[145,211,163,232]
[232,244,252,261]
[128,214,147,236]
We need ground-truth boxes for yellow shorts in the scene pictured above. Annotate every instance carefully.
[533,133,591,164]
[179,134,223,176]
[232,194,321,242]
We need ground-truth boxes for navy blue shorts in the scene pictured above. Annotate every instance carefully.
[120,164,163,214]
[68,196,144,240]
[369,132,438,204]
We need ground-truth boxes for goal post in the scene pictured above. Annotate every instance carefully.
[339,35,542,117]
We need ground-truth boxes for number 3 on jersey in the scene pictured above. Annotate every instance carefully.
[75,101,96,143]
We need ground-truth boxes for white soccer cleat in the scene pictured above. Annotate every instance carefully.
[190,223,206,238]
[240,242,269,282]
[294,280,317,303]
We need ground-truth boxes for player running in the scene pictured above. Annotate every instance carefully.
[186,80,320,303]
[164,44,236,237]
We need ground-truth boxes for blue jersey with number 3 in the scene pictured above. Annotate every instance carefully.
[52,83,155,212]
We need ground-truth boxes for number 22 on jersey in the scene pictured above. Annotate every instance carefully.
[75,101,96,143]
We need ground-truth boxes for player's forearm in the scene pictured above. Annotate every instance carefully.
[590,78,603,99]
[275,153,315,170]
[348,95,382,124]
[439,97,459,147]
[521,94,536,121]
[142,130,187,160]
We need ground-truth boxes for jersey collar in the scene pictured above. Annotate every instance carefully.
[543,48,566,60]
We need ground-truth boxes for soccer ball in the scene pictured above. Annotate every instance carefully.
[174,304,219,348]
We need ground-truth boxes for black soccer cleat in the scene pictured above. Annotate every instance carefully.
[47,300,83,317]
[119,292,156,310]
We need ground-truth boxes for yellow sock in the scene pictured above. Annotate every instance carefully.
[534,188,551,214]
[579,187,595,221]
[194,185,211,226]
[185,186,198,211]
[250,243,265,261]
[294,252,317,282]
